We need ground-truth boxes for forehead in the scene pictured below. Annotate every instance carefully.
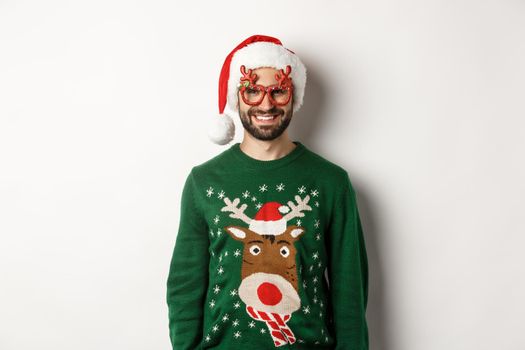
[250,67,280,84]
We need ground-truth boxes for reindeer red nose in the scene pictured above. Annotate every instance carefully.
[257,282,282,305]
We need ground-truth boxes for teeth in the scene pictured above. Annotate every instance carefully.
[255,115,277,120]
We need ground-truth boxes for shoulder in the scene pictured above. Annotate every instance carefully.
[302,146,354,188]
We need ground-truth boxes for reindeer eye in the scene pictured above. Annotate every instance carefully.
[280,246,290,257]
[249,245,261,256]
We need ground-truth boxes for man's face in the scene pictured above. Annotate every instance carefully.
[237,67,294,141]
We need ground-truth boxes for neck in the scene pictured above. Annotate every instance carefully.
[239,132,296,161]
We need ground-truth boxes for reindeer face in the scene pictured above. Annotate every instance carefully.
[224,225,305,314]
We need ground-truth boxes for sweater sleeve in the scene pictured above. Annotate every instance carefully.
[327,173,369,350]
[166,170,209,350]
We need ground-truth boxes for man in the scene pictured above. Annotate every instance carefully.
[167,34,369,350]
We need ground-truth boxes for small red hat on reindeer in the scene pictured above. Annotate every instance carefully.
[208,34,307,145]
[249,202,291,236]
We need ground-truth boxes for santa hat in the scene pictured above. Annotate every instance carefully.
[208,34,307,145]
[249,202,291,236]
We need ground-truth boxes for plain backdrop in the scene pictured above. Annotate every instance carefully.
[1,1,524,349]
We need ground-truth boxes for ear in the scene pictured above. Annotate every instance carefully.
[224,225,250,241]
[287,225,305,240]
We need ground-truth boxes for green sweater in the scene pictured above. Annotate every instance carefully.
[166,141,368,350]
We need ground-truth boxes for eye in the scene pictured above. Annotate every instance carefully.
[249,245,261,256]
[280,246,290,257]
[246,87,260,95]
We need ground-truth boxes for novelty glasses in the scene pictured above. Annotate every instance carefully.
[237,65,294,106]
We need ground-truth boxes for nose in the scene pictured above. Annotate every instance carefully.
[257,282,282,305]
[259,91,273,110]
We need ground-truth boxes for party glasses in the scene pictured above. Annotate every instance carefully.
[238,65,294,106]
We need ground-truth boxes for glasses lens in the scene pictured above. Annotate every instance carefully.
[242,86,264,104]
[270,87,291,104]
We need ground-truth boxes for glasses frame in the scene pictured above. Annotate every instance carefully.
[239,83,294,106]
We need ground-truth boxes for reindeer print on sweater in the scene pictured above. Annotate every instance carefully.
[203,183,327,347]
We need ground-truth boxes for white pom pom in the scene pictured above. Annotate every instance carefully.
[208,113,235,145]
[278,205,290,214]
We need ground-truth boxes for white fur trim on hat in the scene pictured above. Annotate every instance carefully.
[249,217,287,236]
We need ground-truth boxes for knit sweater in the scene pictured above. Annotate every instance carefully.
[166,141,368,350]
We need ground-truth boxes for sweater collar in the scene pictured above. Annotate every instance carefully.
[229,141,306,170]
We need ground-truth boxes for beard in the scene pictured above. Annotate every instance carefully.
[238,104,293,141]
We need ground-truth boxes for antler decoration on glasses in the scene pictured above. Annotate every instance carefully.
[275,65,293,87]
[240,65,258,86]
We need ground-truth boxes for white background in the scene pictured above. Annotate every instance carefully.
[1,1,524,349]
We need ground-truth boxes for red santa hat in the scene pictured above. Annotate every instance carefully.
[208,34,307,145]
[249,201,291,236]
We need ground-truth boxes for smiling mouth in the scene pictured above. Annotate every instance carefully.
[251,113,281,123]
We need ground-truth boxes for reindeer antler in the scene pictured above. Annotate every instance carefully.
[221,197,253,225]
[282,195,312,222]
[275,65,292,87]
[240,65,258,86]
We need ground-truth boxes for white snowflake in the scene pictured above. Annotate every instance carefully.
[230,289,238,296]
[314,286,318,293]
[233,249,241,257]
[219,254,223,262]
[320,311,323,318]
[217,190,225,199]
[212,324,219,332]
[309,265,314,272]
[233,330,242,338]
[209,299,216,308]
[312,251,319,260]
[276,183,285,192]
[325,336,329,343]
[206,187,214,197]
[314,219,320,228]
[216,229,222,237]
[310,189,319,197]
[298,339,305,343]
[213,215,220,224]
[217,266,224,275]
[259,184,268,192]
[313,296,318,304]
[260,328,266,334]
[315,233,321,240]
[313,276,319,284]
[222,313,230,322]
[205,334,211,342]
[320,301,324,307]
[315,201,319,207]
[248,321,256,328]
[296,219,302,226]
[318,261,322,268]
[213,284,221,294]
[302,280,307,289]
[232,319,240,327]
[233,301,241,309]
[209,229,215,238]
[302,305,311,314]
[255,202,262,210]
[251,196,257,202]
[298,185,306,194]
[242,190,250,199]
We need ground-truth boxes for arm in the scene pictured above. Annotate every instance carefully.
[166,170,209,349]
[327,172,369,349]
